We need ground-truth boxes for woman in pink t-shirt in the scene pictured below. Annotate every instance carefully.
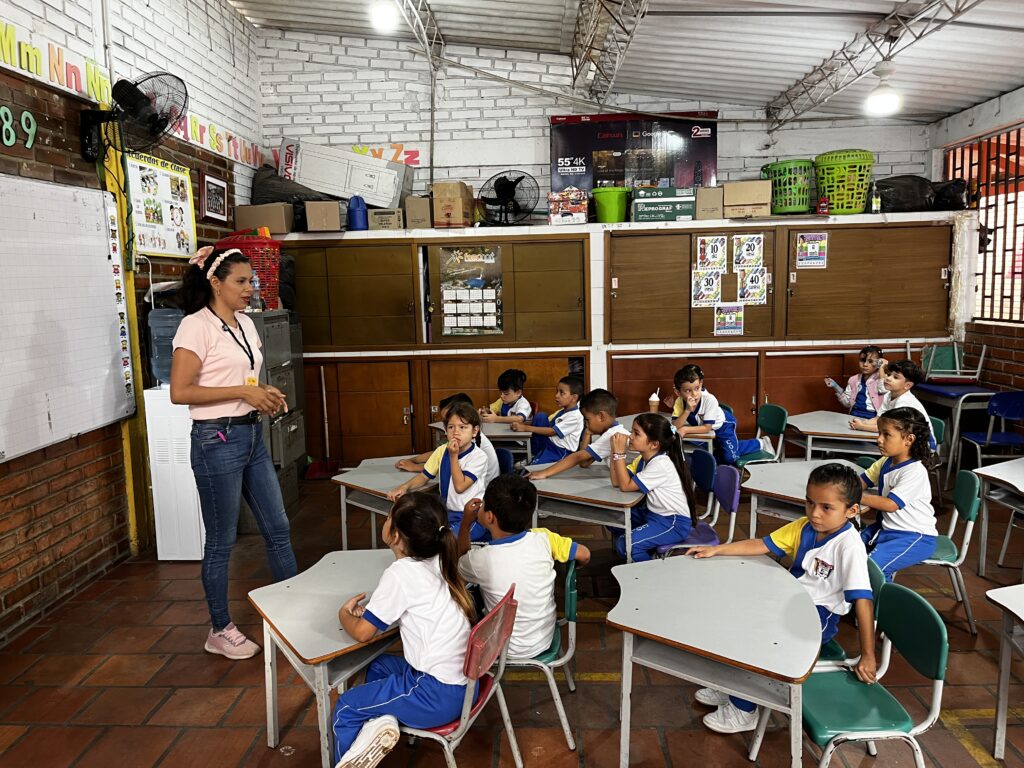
[170,246,297,660]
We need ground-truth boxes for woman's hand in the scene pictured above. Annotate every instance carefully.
[242,385,284,415]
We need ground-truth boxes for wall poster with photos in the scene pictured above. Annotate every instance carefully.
[125,152,197,258]
[440,245,503,336]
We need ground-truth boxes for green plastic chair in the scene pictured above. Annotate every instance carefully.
[735,403,788,468]
[506,561,577,750]
[929,416,946,505]
[855,455,876,470]
[920,470,981,635]
[921,342,985,383]
[751,582,948,768]
[817,559,886,665]
[720,403,735,417]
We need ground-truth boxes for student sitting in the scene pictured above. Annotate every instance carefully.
[456,474,590,659]
[480,368,532,424]
[526,388,629,481]
[830,345,885,419]
[859,407,938,581]
[510,375,585,465]
[690,463,876,734]
[388,402,490,541]
[670,365,769,465]
[331,492,477,768]
[850,359,935,449]
[395,392,499,483]
[608,413,695,562]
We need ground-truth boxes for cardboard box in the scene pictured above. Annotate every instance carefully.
[278,139,413,209]
[432,181,475,227]
[631,198,695,223]
[405,196,433,228]
[723,180,771,218]
[547,187,588,225]
[303,200,341,231]
[235,202,293,234]
[695,186,725,220]
[368,208,405,230]
[633,186,696,199]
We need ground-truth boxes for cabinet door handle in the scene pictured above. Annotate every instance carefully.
[577,296,583,307]
[407,301,415,313]
[610,290,618,299]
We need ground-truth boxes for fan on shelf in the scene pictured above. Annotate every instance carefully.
[81,72,189,162]
[479,170,539,225]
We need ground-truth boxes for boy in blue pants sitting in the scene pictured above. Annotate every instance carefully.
[511,375,585,465]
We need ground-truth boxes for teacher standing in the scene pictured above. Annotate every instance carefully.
[170,245,298,659]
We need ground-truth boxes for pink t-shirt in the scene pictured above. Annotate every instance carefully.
[172,309,263,419]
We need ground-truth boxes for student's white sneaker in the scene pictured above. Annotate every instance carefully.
[703,701,759,734]
[693,687,730,707]
[336,715,400,768]
[759,436,775,455]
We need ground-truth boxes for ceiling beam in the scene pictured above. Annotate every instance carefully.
[764,0,993,131]
[645,9,1023,34]
[571,0,649,103]
[394,0,445,69]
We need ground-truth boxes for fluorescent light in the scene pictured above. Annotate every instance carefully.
[864,61,902,117]
[369,0,399,33]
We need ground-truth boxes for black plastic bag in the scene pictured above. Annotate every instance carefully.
[877,175,934,212]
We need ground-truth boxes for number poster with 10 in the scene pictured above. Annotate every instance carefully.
[126,152,197,259]
[696,235,727,271]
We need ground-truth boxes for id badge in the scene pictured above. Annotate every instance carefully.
[245,374,258,387]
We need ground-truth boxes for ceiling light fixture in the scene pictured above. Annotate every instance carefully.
[863,60,902,117]
[369,0,400,33]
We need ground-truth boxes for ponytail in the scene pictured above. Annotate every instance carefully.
[633,413,696,515]
[878,407,937,470]
[179,247,250,315]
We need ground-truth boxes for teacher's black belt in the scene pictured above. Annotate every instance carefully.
[193,411,261,426]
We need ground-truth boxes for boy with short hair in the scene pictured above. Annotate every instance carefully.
[850,359,935,448]
[457,474,590,659]
[394,392,499,482]
[526,388,629,481]
[511,375,585,465]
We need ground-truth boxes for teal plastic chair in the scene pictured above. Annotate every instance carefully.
[855,455,876,470]
[735,403,788,468]
[920,470,981,635]
[929,416,946,505]
[720,403,735,417]
[506,561,577,750]
[751,582,948,768]
[817,558,886,665]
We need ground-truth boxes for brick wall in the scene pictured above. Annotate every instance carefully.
[963,321,1024,391]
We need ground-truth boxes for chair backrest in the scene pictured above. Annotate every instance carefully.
[463,585,518,680]
[689,448,717,494]
[529,401,539,420]
[989,391,1024,421]
[876,582,948,681]
[922,344,959,377]
[720,403,735,416]
[855,455,876,470]
[953,469,981,522]
[757,403,788,437]
[867,558,885,615]
[712,465,741,515]
[495,447,514,476]
[563,561,577,623]
[929,416,946,448]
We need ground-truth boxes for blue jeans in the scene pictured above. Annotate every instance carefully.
[190,420,298,630]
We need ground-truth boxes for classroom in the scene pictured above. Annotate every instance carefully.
[1,0,1024,765]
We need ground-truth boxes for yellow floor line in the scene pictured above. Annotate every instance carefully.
[941,710,1004,768]
[504,671,621,683]
[577,611,609,619]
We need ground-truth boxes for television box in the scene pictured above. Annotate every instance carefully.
[235,202,293,234]
[633,186,696,199]
[723,180,771,218]
[631,198,695,223]
[368,208,405,230]
[278,139,413,209]
[695,186,725,220]
[303,200,341,231]
[432,181,474,227]
[405,196,432,228]
[547,187,587,225]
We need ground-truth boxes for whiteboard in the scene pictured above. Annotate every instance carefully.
[0,177,135,463]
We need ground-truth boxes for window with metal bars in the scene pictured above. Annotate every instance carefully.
[945,125,1024,323]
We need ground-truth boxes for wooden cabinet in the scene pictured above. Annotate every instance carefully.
[608,233,690,341]
[292,248,331,346]
[327,245,418,346]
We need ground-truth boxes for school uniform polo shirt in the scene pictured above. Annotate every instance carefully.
[626,454,692,518]
[458,528,577,659]
[862,457,938,537]
[585,422,631,462]
[879,390,936,449]
[478,433,500,483]
[422,442,489,512]
[763,518,872,616]
[489,396,532,422]
[673,390,726,430]
[550,406,584,452]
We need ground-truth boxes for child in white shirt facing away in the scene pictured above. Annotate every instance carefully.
[689,463,876,735]
[859,407,939,581]
[457,474,591,659]
[480,368,532,424]
[331,492,477,768]
[850,359,936,449]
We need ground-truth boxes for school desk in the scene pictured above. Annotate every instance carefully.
[974,457,1024,578]
[618,412,717,453]
[529,462,646,561]
[986,583,1024,759]
[332,457,436,551]
[429,419,531,459]
[743,458,862,539]
[608,555,820,768]
[914,383,994,486]
[248,549,398,768]
[784,410,880,460]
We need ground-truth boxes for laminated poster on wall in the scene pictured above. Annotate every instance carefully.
[737,267,768,305]
[714,303,744,336]
[796,232,828,269]
[440,246,503,335]
[125,152,197,259]
[732,233,764,270]
[696,235,728,271]
[691,270,722,308]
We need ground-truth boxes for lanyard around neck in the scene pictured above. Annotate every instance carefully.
[209,307,254,371]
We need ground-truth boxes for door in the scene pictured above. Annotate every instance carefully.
[337,361,414,465]
[513,242,586,342]
[291,247,331,346]
[327,245,418,346]
[609,233,691,341]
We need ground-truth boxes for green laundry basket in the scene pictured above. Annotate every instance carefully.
[761,159,814,214]
[814,149,874,215]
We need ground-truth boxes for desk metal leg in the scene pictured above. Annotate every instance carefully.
[619,633,633,768]
[788,682,803,768]
[750,494,759,540]
[263,622,279,748]
[370,509,378,549]
[805,435,813,461]
[339,486,348,551]
[624,508,633,564]
[979,478,990,578]
[315,664,333,768]
[995,611,1013,759]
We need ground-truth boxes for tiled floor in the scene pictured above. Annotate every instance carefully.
[3,476,1024,767]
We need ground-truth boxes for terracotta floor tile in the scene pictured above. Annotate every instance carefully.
[88,625,170,654]
[148,686,244,726]
[1,627,49,653]
[4,686,98,723]
[13,654,106,686]
[156,726,257,767]
[157,579,207,600]
[148,653,232,687]
[585,727,667,768]
[74,725,180,768]
[0,725,100,767]
[0,684,30,716]
[0,724,28,752]
[82,654,170,686]
[241,725,321,767]
[499,726,578,767]
[71,686,171,725]
[0,655,41,685]
[149,625,211,654]
[100,600,173,627]
[153,600,210,626]
[36,601,111,627]
[23,625,108,654]
[224,685,311,727]
[664,725,761,767]
[101,580,170,600]
[219,656,297,687]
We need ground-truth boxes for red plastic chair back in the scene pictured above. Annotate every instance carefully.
[463,585,518,680]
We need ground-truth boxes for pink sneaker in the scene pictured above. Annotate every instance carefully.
[205,622,260,660]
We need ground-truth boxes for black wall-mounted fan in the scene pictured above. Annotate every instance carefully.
[81,72,189,162]
[479,171,540,225]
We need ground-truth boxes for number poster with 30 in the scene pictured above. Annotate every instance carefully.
[691,270,722,307]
